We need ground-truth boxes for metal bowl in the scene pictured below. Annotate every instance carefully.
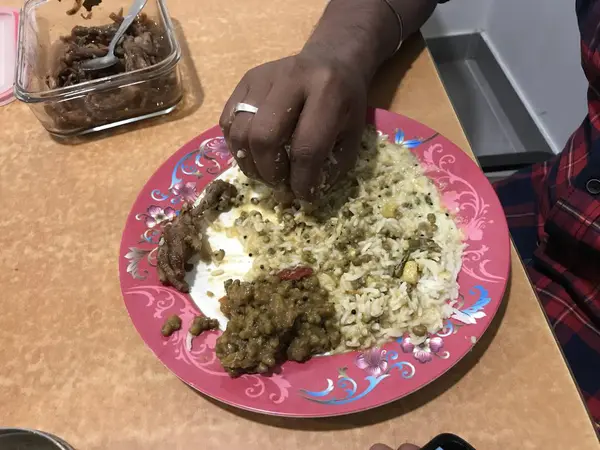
[0,428,74,450]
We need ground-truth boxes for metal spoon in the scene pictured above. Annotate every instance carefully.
[81,0,148,71]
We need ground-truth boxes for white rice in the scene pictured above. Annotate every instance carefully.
[208,127,464,351]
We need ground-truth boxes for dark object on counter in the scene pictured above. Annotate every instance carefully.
[0,428,74,450]
[83,0,103,12]
[216,271,341,377]
[157,180,238,293]
[60,0,83,16]
[421,433,476,450]
[189,316,220,336]
[44,10,180,131]
[161,314,182,337]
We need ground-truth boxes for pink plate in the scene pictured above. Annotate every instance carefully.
[119,108,510,417]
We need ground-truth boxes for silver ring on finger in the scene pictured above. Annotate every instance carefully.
[232,102,259,116]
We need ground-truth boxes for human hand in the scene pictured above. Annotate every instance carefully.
[218,0,441,202]
[219,49,368,202]
[370,444,420,450]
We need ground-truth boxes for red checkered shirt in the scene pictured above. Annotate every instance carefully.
[493,0,600,430]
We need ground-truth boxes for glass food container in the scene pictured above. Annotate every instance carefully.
[14,0,183,136]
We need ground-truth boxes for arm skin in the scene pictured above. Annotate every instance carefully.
[304,0,438,82]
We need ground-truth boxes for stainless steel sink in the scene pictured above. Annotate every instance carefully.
[426,33,553,179]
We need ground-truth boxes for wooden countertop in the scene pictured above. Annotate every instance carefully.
[0,0,597,448]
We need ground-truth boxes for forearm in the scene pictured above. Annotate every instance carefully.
[302,0,438,82]
[388,0,438,42]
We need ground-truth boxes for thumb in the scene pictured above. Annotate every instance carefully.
[370,445,393,450]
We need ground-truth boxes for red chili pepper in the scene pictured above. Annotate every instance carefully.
[277,266,313,281]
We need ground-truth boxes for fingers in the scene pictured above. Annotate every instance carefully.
[219,79,248,136]
[248,81,304,186]
[325,112,364,188]
[273,185,295,206]
[227,86,268,179]
[370,445,394,450]
[369,444,420,450]
[221,69,273,180]
[221,57,366,200]
[289,93,348,200]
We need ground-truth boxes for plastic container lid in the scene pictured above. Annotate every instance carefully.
[0,8,19,107]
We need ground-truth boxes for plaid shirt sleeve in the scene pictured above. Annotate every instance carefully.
[493,0,600,430]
